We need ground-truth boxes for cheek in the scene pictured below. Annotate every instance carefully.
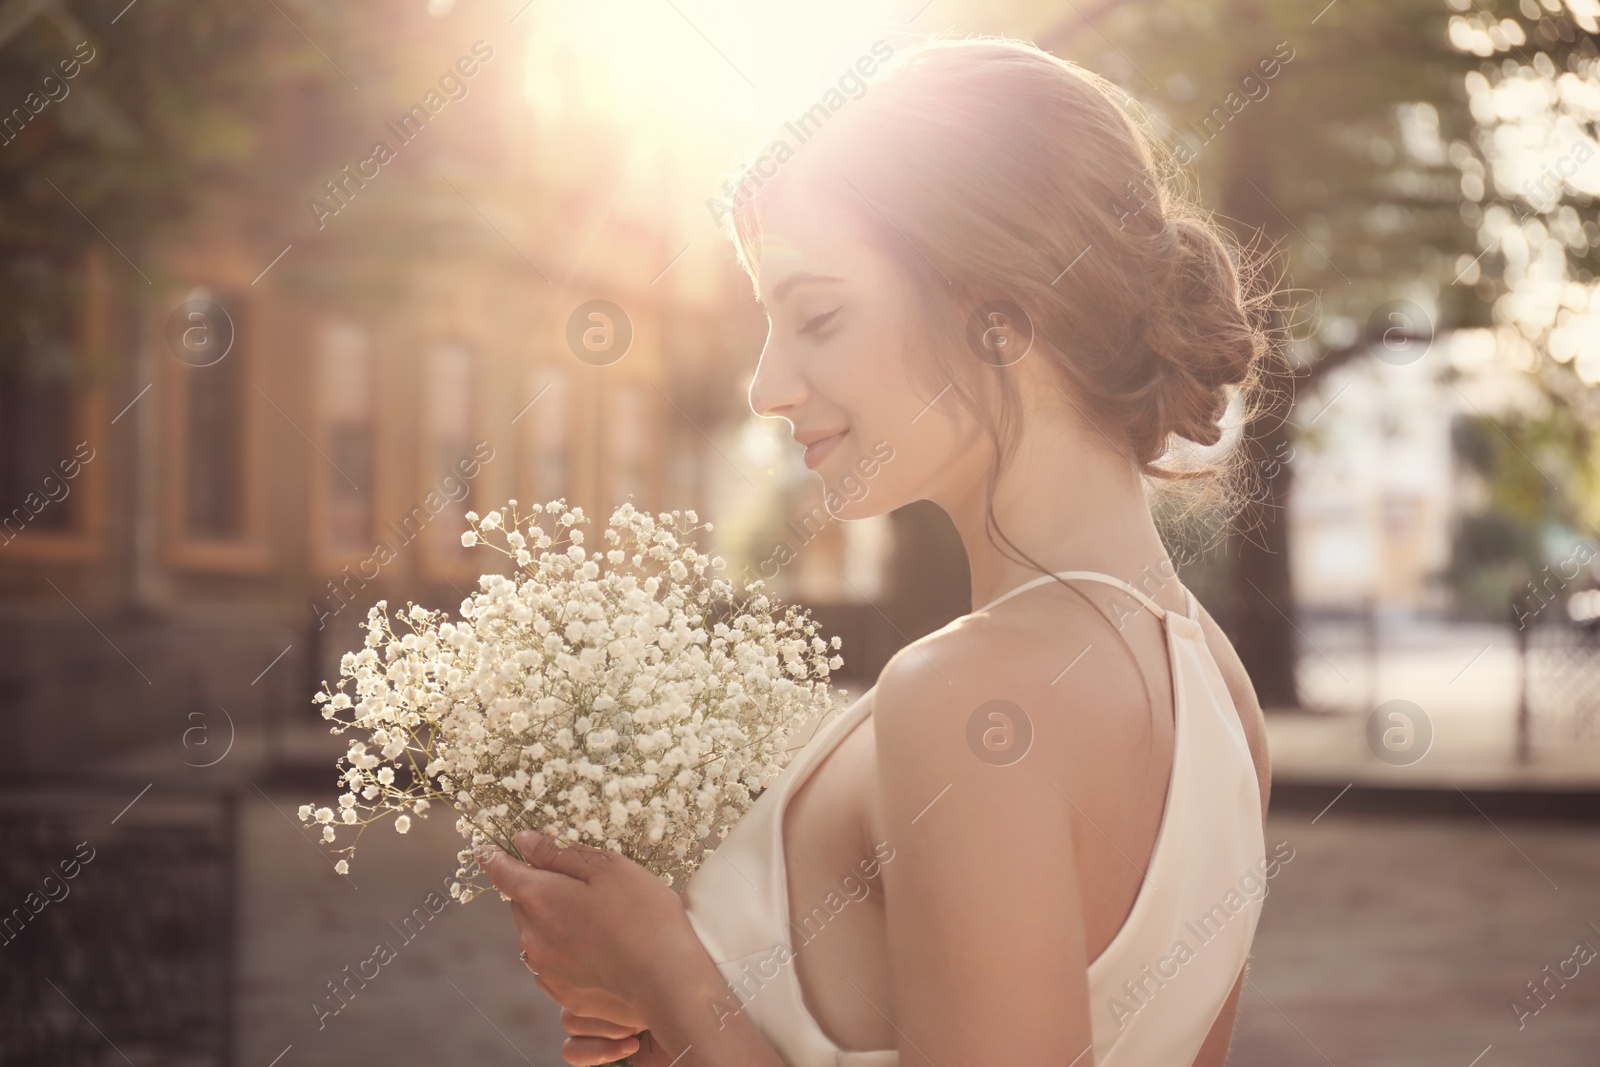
[821,297,985,511]
[827,388,984,519]
[884,406,978,495]
[832,308,929,435]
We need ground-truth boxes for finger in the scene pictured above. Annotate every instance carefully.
[515,829,610,883]
[562,1034,640,1067]
[560,1006,639,1040]
[506,901,550,975]
[477,844,575,903]
[509,901,539,946]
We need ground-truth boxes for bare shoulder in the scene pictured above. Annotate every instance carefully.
[1193,601,1272,822]
[862,605,1120,1056]
[869,599,1153,805]
[866,593,1272,822]
[873,599,1150,733]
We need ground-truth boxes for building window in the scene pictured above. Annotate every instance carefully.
[165,286,267,571]
[604,380,651,510]
[420,340,480,573]
[0,248,106,560]
[314,319,375,557]
[1,349,80,537]
[521,362,569,506]
[183,317,246,540]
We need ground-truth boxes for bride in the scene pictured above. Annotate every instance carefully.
[478,35,1277,1067]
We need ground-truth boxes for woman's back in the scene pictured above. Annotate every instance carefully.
[684,571,1272,1065]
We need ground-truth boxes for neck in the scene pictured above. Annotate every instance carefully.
[930,411,1181,615]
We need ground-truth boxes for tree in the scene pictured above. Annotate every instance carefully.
[1041,0,1544,706]
[1441,0,1600,618]
[0,1,329,357]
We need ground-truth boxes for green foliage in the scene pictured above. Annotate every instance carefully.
[1044,0,1600,620]
[1046,0,1486,345]
[0,0,325,376]
[1446,406,1599,614]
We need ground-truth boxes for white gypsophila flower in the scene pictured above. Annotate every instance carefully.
[300,498,847,901]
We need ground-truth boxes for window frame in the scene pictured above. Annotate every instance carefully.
[416,335,490,585]
[160,284,271,574]
[309,315,380,573]
[0,247,112,566]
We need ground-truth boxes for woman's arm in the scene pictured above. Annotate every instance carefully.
[869,631,1104,1066]
[479,831,791,1067]
[624,954,793,1067]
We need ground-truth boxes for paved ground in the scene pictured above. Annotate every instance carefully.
[233,782,1600,1067]
[1228,810,1600,1067]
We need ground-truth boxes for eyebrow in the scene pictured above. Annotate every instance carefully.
[755,271,845,310]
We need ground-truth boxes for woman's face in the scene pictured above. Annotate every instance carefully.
[747,189,991,520]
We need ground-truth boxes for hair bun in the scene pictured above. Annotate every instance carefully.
[1137,215,1269,447]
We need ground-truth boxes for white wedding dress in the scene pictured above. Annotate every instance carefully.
[682,570,1267,1066]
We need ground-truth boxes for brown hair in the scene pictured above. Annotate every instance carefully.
[719,35,1284,564]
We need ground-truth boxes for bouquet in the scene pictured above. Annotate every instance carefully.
[300,499,846,905]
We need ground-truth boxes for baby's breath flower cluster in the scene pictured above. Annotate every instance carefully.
[300,499,845,903]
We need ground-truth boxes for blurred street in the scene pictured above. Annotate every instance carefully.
[230,787,1600,1067]
[238,786,569,1067]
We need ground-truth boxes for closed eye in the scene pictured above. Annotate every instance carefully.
[799,308,840,335]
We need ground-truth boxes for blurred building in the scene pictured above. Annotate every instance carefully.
[0,7,930,772]
[1290,340,1460,617]
[0,20,740,771]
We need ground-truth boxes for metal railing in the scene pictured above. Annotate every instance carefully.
[1288,605,1600,765]
[1517,619,1600,760]
[0,776,239,1067]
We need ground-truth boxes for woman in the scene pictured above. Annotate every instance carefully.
[478,35,1278,1066]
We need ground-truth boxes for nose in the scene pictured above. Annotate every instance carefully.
[747,331,809,421]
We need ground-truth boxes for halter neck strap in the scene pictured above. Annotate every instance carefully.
[976,570,1198,624]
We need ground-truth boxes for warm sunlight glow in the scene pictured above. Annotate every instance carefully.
[517,0,915,134]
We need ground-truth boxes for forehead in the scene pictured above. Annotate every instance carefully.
[751,189,875,304]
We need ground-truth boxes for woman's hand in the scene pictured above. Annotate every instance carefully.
[557,1005,644,1067]
[478,830,709,1060]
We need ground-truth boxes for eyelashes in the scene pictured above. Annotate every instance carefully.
[798,308,840,336]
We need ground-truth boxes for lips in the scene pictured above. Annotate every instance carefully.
[801,430,847,470]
